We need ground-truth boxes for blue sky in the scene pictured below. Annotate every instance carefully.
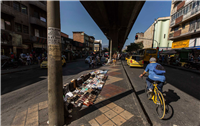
[60,1,172,49]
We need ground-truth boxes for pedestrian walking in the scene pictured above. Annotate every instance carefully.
[26,53,31,65]
[38,55,41,65]
[113,53,117,66]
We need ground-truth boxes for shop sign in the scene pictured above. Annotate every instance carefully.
[172,39,189,49]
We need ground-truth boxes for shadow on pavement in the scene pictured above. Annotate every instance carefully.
[162,89,180,120]
[65,89,134,125]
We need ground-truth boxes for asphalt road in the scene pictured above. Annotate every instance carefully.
[1,59,90,125]
[122,60,200,126]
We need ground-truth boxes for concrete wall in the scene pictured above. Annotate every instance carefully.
[153,18,173,49]
[143,24,154,48]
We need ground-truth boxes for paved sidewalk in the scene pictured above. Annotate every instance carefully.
[10,61,148,126]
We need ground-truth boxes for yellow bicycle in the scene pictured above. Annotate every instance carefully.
[145,81,166,119]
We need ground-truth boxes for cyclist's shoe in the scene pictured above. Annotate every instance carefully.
[156,102,161,105]
[147,89,153,100]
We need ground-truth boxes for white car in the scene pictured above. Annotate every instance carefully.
[85,56,92,63]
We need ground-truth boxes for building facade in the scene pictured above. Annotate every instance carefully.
[135,32,144,44]
[73,31,95,52]
[169,0,200,49]
[153,17,173,50]
[1,1,47,57]
[143,24,154,49]
[94,40,102,52]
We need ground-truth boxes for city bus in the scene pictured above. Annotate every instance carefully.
[138,48,158,63]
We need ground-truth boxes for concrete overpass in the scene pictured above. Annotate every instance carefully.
[81,1,145,53]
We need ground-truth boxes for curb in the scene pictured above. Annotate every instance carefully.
[161,64,200,75]
[121,60,152,126]
[1,66,39,75]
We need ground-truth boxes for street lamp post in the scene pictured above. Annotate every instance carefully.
[47,1,64,126]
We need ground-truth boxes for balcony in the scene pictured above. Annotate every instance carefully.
[29,16,47,28]
[173,0,181,4]
[29,1,46,11]
[170,4,200,28]
[1,4,15,17]
[174,30,181,37]
[30,36,47,44]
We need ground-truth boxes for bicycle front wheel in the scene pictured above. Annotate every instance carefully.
[156,90,166,119]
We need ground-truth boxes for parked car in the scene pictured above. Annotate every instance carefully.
[127,55,144,68]
[40,57,66,68]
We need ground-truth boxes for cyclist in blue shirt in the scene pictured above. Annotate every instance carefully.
[139,57,165,96]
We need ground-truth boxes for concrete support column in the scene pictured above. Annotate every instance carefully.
[47,1,64,126]
[109,39,112,60]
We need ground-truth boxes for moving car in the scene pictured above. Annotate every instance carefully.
[40,57,66,68]
[127,55,144,67]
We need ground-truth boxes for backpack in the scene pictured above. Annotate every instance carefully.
[153,64,166,75]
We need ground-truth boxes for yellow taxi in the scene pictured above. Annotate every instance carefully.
[125,55,129,60]
[40,57,66,68]
[127,55,144,67]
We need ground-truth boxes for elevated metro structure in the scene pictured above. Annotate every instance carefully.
[81,1,145,56]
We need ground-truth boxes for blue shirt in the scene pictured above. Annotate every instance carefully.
[145,63,165,82]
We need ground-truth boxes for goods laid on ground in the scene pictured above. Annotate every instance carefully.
[63,70,108,115]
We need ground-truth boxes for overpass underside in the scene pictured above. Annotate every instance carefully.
[81,1,145,52]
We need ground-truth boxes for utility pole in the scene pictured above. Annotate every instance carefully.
[47,1,64,126]
[109,39,112,60]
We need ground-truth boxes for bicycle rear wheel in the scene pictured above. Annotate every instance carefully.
[156,90,166,119]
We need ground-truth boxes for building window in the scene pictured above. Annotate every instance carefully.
[33,11,39,19]
[1,19,5,30]
[21,4,28,14]
[182,24,185,29]
[35,29,39,37]
[23,25,29,34]
[196,18,200,29]
[15,23,22,32]
[5,20,11,30]
[13,2,20,11]
[174,26,179,31]
[189,20,196,31]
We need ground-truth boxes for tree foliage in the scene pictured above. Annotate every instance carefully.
[126,42,143,52]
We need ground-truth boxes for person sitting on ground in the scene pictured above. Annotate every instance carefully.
[139,57,166,100]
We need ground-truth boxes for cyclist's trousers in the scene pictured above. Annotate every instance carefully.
[146,77,163,93]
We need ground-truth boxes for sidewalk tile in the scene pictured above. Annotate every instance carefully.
[98,106,110,113]
[106,103,117,109]
[104,109,117,119]
[11,110,27,126]
[112,106,124,114]
[39,101,48,110]
[95,114,109,125]
[101,120,116,126]
[111,115,126,126]
[88,119,100,126]
[120,110,134,120]
[28,104,38,113]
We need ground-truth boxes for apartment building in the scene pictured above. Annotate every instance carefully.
[169,0,200,49]
[73,31,95,52]
[1,1,47,57]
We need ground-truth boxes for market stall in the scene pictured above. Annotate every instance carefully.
[63,69,108,114]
